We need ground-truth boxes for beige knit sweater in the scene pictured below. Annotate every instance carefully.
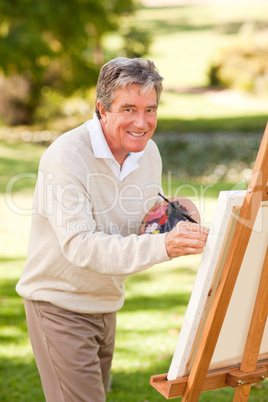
[16,122,170,313]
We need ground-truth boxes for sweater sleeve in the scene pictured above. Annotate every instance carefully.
[35,143,170,276]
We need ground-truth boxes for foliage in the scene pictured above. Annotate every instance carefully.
[208,42,268,94]
[0,0,138,124]
[121,26,152,58]
[154,130,262,180]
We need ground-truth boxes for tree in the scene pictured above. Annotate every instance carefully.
[0,0,137,124]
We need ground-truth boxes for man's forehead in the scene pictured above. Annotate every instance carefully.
[113,85,157,104]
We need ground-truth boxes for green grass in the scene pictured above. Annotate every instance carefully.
[0,140,45,193]
[0,258,45,402]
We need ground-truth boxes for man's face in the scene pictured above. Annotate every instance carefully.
[97,84,158,165]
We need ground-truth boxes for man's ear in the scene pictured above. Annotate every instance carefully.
[96,102,107,123]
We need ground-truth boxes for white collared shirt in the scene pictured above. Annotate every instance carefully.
[86,113,144,181]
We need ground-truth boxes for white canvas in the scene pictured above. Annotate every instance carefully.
[210,203,268,369]
[168,190,268,380]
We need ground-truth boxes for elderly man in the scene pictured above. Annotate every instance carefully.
[16,57,208,402]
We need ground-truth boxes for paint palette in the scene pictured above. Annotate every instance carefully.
[140,197,200,235]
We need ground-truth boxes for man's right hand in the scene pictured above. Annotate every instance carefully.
[165,221,209,259]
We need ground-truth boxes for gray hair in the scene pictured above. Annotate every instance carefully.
[95,57,164,119]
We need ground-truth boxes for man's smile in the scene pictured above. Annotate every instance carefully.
[128,131,146,137]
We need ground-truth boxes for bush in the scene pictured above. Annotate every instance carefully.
[208,43,268,95]
[0,74,33,125]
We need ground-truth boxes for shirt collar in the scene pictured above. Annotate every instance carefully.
[86,113,115,160]
[86,113,144,180]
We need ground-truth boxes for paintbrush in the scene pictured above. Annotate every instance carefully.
[158,192,198,224]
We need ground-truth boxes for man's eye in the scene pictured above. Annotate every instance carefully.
[147,109,156,113]
[125,108,133,112]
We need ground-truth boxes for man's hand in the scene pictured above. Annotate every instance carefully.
[165,221,209,258]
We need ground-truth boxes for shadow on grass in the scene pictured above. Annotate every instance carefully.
[125,267,197,285]
[0,278,27,343]
[121,292,190,313]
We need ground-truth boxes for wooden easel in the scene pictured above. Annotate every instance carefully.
[150,122,268,401]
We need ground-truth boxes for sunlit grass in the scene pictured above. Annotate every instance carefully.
[149,30,221,88]
[0,140,45,193]
[158,91,268,121]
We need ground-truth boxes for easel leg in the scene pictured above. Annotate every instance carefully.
[233,246,268,401]
[233,384,251,402]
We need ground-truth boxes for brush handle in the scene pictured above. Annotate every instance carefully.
[158,193,198,223]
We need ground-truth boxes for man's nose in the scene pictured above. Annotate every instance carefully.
[134,112,147,130]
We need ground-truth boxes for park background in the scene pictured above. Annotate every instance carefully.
[1,0,268,400]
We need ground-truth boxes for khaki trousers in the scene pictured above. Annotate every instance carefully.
[24,300,116,402]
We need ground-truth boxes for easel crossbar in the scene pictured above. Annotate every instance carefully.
[150,360,268,399]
